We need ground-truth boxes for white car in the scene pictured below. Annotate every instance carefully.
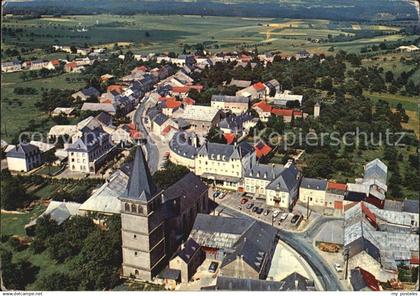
[279,213,288,222]
[272,210,280,218]
[334,263,343,272]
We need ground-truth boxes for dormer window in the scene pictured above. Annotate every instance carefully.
[125,203,130,212]
[131,204,137,213]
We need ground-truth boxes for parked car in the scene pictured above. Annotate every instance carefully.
[263,209,270,216]
[334,263,343,273]
[252,206,258,213]
[291,214,302,225]
[279,213,288,222]
[213,191,221,198]
[256,208,264,215]
[218,192,227,199]
[246,203,254,210]
[240,198,248,205]
[208,261,219,273]
[272,210,280,218]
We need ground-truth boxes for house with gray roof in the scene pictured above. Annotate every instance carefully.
[72,86,100,101]
[204,272,315,291]
[66,125,115,173]
[6,143,43,172]
[169,238,205,283]
[211,95,250,114]
[190,214,278,280]
[195,141,254,189]
[299,177,328,207]
[218,112,257,136]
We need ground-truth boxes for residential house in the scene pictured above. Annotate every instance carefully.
[264,79,281,96]
[66,126,115,173]
[206,272,315,291]
[51,107,76,117]
[295,50,311,59]
[218,112,257,137]
[1,61,22,73]
[195,141,254,189]
[244,159,301,209]
[6,143,43,172]
[72,87,100,101]
[170,85,203,99]
[269,90,303,107]
[151,113,171,135]
[211,95,250,114]
[325,182,347,214]
[169,238,205,283]
[119,146,208,280]
[236,82,266,100]
[190,214,278,280]
[299,177,328,207]
[172,105,223,134]
[81,103,117,115]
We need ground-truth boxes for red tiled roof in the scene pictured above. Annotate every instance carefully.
[107,85,124,93]
[65,62,77,69]
[272,108,294,117]
[255,141,272,158]
[165,99,182,109]
[253,101,272,113]
[183,97,195,105]
[294,111,303,117]
[50,59,60,65]
[224,133,235,144]
[172,85,203,94]
[161,125,177,136]
[127,123,136,130]
[358,267,380,291]
[130,130,142,139]
[327,182,347,191]
[253,82,266,91]
[410,257,419,265]
[361,202,377,229]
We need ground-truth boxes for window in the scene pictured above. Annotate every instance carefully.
[125,203,130,211]
[131,204,137,213]
[133,234,137,239]
[135,270,139,276]
[134,252,138,256]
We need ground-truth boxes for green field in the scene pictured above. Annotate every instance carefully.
[2,14,418,55]
[0,72,84,143]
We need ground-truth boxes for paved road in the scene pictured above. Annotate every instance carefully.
[133,95,159,174]
[214,203,344,291]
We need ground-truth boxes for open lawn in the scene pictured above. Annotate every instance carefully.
[1,205,46,236]
[0,72,84,143]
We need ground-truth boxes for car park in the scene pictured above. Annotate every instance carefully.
[240,198,248,204]
[291,214,302,225]
[279,213,288,222]
[263,209,270,216]
[208,261,219,273]
[272,210,280,218]
[246,203,254,209]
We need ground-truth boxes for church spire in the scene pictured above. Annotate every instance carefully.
[125,144,158,201]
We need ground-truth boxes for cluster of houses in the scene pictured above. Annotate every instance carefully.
[4,46,418,291]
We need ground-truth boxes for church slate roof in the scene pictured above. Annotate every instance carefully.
[123,145,158,202]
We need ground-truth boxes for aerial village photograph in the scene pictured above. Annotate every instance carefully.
[0,0,419,294]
